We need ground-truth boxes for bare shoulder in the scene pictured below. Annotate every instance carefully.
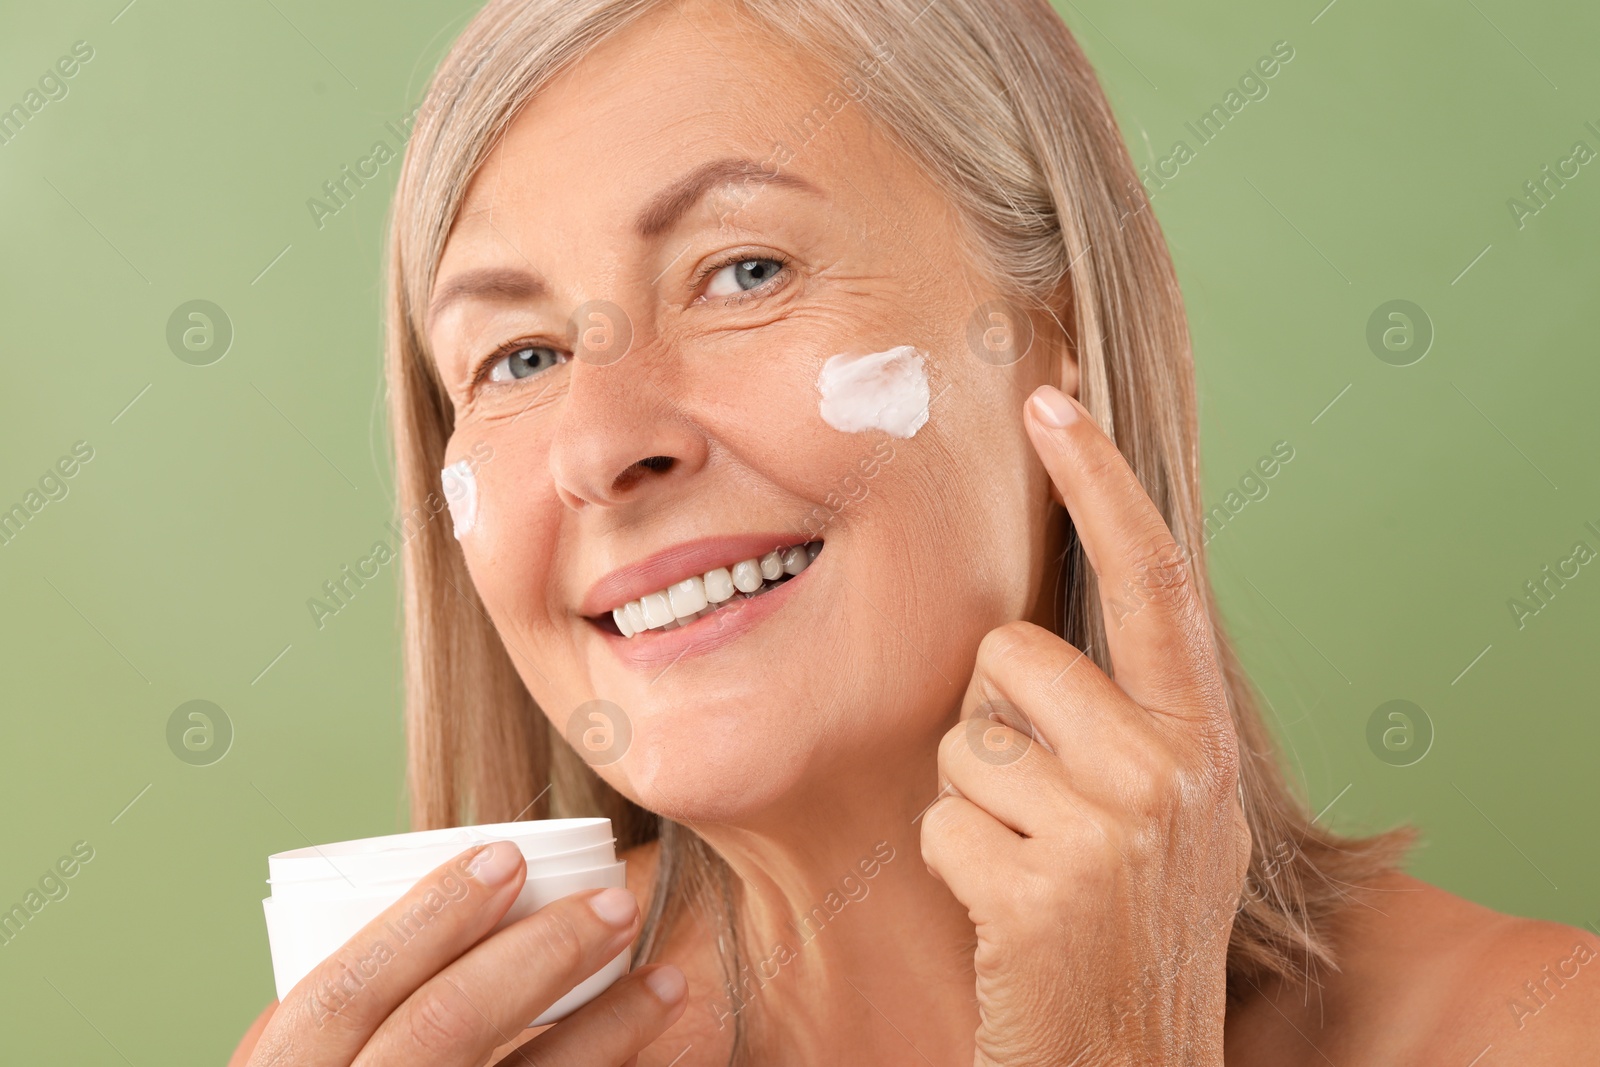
[1227,871,1600,1065]
[1350,872,1600,1060]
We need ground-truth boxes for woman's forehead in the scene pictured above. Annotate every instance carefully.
[437,78,920,297]
[452,8,869,209]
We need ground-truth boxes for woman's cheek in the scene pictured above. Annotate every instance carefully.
[692,338,938,516]
[442,426,558,613]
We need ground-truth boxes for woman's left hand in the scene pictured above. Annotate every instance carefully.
[921,384,1253,1067]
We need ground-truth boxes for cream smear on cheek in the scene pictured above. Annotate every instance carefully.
[441,460,479,540]
[816,345,930,438]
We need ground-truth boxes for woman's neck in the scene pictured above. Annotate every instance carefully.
[684,745,981,1064]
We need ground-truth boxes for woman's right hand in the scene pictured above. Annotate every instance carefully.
[229,840,687,1066]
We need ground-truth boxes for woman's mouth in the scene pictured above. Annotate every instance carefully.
[594,540,823,639]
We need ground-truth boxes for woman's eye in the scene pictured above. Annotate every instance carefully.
[705,257,784,298]
[486,345,564,382]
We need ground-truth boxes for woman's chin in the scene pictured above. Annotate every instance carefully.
[606,733,812,826]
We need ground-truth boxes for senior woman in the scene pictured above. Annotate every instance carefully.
[232,0,1597,1063]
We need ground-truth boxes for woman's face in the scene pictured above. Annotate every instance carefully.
[426,0,1069,823]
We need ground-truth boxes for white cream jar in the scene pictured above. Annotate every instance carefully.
[261,818,628,1027]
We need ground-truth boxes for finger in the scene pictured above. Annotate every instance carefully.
[939,710,1111,839]
[493,964,688,1066]
[1024,385,1225,723]
[919,794,1024,908]
[228,1001,276,1066]
[354,886,642,1066]
[960,621,1239,826]
[254,841,528,1067]
[957,619,1154,777]
[939,718,1060,838]
[946,706,1204,851]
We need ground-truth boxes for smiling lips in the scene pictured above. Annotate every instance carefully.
[593,540,823,639]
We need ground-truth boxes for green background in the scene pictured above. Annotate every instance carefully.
[1,0,1595,1060]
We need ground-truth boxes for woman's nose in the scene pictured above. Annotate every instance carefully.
[546,340,708,511]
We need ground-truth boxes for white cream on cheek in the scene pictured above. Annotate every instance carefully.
[816,345,930,438]
[441,460,479,539]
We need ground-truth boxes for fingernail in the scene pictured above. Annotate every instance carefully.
[466,841,522,888]
[589,887,637,927]
[1029,385,1077,428]
[643,965,687,1003]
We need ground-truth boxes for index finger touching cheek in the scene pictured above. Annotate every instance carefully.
[1024,385,1225,722]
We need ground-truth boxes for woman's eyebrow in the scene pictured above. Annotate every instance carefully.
[428,266,546,326]
[635,156,823,238]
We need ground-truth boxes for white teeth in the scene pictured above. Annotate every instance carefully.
[639,591,675,629]
[731,559,763,593]
[669,576,708,618]
[704,567,735,603]
[606,542,821,638]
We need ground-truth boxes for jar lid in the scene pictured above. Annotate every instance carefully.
[266,818,614,889]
